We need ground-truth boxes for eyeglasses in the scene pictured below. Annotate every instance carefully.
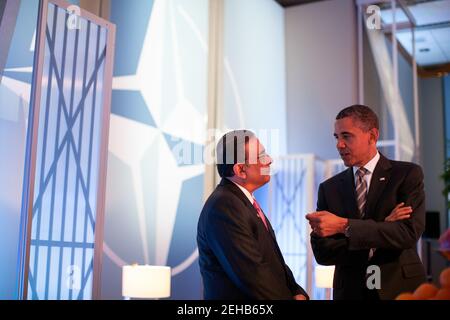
[236,151,271,165]
[255,151,272,165]
[258,151,268,159]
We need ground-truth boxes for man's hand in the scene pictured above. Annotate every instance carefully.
[293,294,307,300]
[385,202,412,222]
[306,211,348,237]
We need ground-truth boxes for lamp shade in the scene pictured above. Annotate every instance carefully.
[122,265,171,298]
[315,265,335,288]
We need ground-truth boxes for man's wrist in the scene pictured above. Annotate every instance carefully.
[340,218,349,235]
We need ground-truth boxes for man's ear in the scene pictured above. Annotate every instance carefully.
[369,128,379,144]
[232,163,246,179]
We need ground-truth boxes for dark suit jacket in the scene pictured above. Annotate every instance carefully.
[311,154,426,300]
[197,178,308,300]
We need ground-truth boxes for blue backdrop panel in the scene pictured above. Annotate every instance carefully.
[270,157,309,290]
[27,2,108,300]
[102,0,209,299]
[0,0,39,300]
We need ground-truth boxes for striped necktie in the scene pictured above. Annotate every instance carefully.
[355,167,369,218]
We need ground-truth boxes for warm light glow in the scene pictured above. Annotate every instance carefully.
[122,265,171,298]
[315,265,335,289]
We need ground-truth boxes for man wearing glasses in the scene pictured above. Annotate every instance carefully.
[197,130,308,300]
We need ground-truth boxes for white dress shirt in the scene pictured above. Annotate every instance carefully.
[352,151,380,192]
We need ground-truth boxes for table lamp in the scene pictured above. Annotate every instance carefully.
[315,265,335,300]
[122,264,171,299]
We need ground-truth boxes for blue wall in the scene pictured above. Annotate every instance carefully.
[101,0,209,299]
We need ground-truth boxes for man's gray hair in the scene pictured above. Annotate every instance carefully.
[216,130,256,178]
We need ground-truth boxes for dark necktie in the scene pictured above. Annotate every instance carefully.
[355,167,369,218]
[252,198,269,231]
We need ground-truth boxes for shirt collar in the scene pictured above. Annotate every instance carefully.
[227,178,254,204]
[353,150,380,175]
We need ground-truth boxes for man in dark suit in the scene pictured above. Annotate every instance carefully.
[197,130,308,300]
[306,105,426,300]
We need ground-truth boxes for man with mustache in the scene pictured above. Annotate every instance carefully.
[306,105,426,300]
[197,130,308,300]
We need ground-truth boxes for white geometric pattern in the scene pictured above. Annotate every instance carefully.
[105,0,208,278]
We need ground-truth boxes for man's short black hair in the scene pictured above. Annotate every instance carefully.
[336,104,379,131]
[216,130,256,178]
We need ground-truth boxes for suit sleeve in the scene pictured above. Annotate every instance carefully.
[310,183,358,266]
[265,219,309,298]
[347,165,426,250]
[205,200,295,299]
[284,262,309,298]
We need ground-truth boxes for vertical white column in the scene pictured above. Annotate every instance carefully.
[203,0,224,200]
[305,154,315,297]
[412,29,420,164]
[18,0,49,300]
[411,21,422,260]
[357,4,364,105]
[392,0,400,160]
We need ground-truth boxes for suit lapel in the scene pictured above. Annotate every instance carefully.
[364,154,392,220]
[221,178,275,238]
[339,168,360,219]
[220,178,252,206]
[261,210,277,240]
